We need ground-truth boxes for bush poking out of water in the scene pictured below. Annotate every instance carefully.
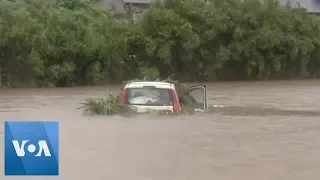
[162,78,197,105]
[79,93,137,116]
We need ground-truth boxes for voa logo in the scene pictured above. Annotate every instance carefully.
[12,140,51,157]
[5,121,59,176]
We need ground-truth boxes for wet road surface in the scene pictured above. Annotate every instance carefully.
[0,80,320,180]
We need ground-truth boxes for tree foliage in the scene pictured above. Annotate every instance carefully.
[0,0,320,87]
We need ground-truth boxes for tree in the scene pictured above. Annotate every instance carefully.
[138,0,320,80]
[1,0,320,87]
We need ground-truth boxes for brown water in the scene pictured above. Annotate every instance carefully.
[1,80,320,180]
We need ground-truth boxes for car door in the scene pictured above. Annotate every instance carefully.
[182,85,208,112]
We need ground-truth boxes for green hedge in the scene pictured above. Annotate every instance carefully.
[0,0,320,87]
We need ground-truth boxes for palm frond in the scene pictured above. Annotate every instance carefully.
[78,93,137,116]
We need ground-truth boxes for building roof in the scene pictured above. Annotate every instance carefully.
[278,0,320,13]
[97,0,150,14]
[123,0,151,3]
[97,0,320,16]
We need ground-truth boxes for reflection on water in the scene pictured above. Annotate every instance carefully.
[1,80,320,180]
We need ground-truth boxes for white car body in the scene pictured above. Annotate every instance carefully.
[123,81,176,113]
[119,80,208,113]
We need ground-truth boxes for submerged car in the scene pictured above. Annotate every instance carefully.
[119,81,208,113]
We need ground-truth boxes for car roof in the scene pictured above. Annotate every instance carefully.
[125,81,174,89]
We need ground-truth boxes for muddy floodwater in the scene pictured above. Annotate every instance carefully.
[1,80,320,180]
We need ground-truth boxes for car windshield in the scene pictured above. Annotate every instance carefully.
[126,88,173,106]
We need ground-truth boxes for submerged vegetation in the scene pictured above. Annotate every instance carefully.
[79,93,137,116]
[1,0,320,87]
